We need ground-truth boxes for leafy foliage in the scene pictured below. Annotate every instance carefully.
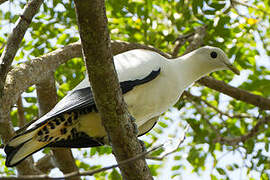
[0,0,269,179]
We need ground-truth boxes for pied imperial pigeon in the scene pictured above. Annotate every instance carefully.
[5,46,239,167]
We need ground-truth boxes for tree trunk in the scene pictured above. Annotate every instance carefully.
[74,0,153,179]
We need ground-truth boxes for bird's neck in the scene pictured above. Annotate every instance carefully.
[170,54,215,89]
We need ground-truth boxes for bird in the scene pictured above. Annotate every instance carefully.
[4,46,239,167]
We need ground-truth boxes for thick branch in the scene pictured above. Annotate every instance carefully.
[0,0,7,5]
[17,95,26,127]
[36,72,79,179]
[0,0,43,96]
[0,1,43,173]
[35,155,55,174]
[74,0,152,179]
[198,76,270,110]
[1,42,82,123]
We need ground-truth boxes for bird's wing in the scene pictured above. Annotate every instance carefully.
[25,49,162,133]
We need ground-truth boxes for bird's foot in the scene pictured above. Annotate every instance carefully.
[139,139,147,153]
[129,115,138,135]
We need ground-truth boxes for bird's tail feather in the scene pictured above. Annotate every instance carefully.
[4,130,49,167]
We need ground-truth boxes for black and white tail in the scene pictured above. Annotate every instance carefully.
[4,129,49,167]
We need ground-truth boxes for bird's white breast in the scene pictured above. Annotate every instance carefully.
[115,50,182,126]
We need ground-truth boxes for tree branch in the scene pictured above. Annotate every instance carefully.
[183,25,207,55]
[171,32,194,58]
[35,155,55,174]
[0,0,43,96]
[183,91,253,119]
[0,1,43,174]
[0,0,7,5]
[36,72,79,179]
[147,125,189,160]
[74,0,152,179]
[17,95,26,128]
[230,0,270,16]
[198,76,270,110]
[0,144,162,180]
[214,116,270,145]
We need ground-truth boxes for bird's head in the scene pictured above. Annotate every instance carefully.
[192,46,240,75]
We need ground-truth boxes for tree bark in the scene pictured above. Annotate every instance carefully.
[0,0,44,174]
[74,0,153,179]
[36,72,79,179]
[0,0,43,97]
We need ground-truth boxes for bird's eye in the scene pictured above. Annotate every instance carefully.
[210,51,217,58]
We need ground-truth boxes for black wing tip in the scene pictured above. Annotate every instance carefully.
[4,142,49,167]
[4,144,22,167]
[4,145,15,155]
[48,132,104,148]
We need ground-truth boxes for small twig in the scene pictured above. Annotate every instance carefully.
[172,32,194,58]
[183,91,253,119]
[0,43,5,50]
[0,0,44,97]
[214,116,270,145]
[189,99,219,132]
[172,25,207,58]
[146,125,189,160]
[185,90,270,146]
[183,25,207,55]
[231,0,270,16]
[0,144,163,180]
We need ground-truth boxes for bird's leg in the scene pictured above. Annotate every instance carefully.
[139,139,147,153]
[129,115,147,152]
[129,115,138,135]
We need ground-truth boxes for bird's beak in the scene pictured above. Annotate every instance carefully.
[226,63,240,75]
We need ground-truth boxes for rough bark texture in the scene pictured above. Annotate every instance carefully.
[74,0,153,179]
[36,72,79,179]
[35,155,55,174]
[0,0,44,174]
[17,96,26,128]
[0,0,43,96]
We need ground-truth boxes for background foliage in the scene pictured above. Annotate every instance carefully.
[0,0,270,179]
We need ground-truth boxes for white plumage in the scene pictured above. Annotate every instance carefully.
[5,46,239,167]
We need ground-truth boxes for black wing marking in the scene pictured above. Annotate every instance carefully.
[48,132,104,148]
[20,68,161,134]
[120,68,161,94]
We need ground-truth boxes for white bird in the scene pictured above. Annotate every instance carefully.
[4,46,239,167]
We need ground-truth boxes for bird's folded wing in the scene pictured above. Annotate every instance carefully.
[23,68,161,134]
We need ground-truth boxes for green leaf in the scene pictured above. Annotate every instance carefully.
[216,167,226,175]
[109,169,122,180]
